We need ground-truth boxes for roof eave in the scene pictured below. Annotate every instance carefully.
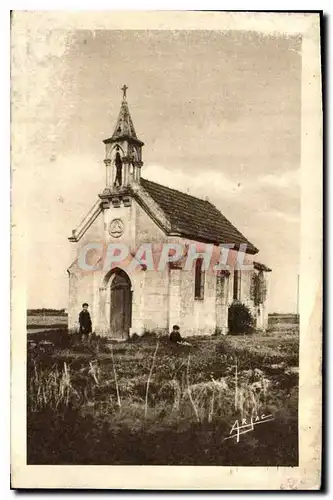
[254,261,272,272]
[103,135,144,146]
[167,231,258,254]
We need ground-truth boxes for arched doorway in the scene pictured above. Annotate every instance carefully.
[110,269,132,339]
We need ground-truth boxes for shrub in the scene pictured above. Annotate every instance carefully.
[228,302,255,335]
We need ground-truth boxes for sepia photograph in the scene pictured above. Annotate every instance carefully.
[11,10,322,489]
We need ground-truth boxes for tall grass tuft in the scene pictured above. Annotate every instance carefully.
[110,343,121,408]
[186,353,200,422]
[145,340,159,418]
[28,361,79,412]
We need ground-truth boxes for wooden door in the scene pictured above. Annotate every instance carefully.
[110,271,132,339]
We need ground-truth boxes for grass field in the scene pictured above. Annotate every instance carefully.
[27,327,299,466]
[27,314,68,330]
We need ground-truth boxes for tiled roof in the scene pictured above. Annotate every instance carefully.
[140,178,258,254]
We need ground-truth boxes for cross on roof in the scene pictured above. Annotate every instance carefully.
[121,85,128,100]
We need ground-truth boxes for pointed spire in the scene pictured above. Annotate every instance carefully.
[111,85,139,141]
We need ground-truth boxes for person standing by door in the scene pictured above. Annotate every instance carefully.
[79,303,92,342]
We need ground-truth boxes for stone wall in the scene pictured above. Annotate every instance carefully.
[140,269,169,335]
[67,270,95,333]
[68,194,269,337]
[136,202,167,244]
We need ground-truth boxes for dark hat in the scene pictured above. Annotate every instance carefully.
[82,303,89,307]
[172,325,180,330]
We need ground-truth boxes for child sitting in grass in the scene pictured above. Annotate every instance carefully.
[169,325,191,346]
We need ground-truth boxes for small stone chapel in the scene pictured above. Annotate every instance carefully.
[67,87,271,338]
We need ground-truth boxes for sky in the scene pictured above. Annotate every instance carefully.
[22,29,301,312]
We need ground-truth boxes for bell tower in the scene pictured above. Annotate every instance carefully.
[101,85,144,194]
